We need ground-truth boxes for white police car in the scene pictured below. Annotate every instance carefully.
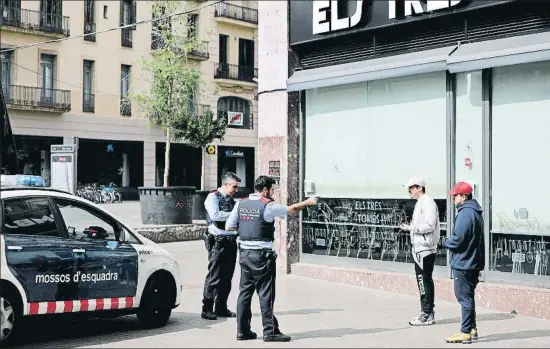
[0,187,182,346]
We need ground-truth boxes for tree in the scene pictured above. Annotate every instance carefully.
[129,0,227,188]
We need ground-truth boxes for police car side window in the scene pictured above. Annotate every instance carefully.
[2,197,59,237]
[53,198,117,241]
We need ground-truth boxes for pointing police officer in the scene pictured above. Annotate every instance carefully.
[201,172,241,320]
[226,175,318,342]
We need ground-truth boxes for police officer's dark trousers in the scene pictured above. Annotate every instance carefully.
[453,269,479,333]
[237,248,279,336]
[202,234,238,313]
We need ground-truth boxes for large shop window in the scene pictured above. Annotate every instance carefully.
[491,61,550,278]
[303,72,448,265]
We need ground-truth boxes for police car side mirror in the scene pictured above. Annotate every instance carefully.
[116,226,126,242]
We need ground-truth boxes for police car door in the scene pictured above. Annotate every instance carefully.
[2,196,78,304]
[50,197,138,303]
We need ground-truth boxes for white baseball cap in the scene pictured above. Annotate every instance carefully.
[404,176,426,188]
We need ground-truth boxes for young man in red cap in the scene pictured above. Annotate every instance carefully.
[442,181,485,344]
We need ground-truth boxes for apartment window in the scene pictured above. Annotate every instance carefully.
[82,60,94,113]
[40,0,62,30]
[187,13,198,38]
[40,54,55,103]
[151,4,170,50]
[2,0,21,24]
[238,38,254,80]
[120,0,136,48]
[1,51,12,98]
[120,64,131,116]
[217,96,252,129]
[219,34,228,64]
[84,0,96,42]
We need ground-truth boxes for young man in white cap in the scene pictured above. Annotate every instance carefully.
[400,176,440,326]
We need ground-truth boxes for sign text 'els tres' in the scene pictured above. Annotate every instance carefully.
[312,0,464,34]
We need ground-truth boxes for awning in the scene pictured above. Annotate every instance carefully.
[447,31,550,73]
[286,45,457,92]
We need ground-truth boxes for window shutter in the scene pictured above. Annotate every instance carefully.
[119,1,124,26]
[131,1,137,29]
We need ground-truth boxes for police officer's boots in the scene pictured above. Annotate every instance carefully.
[201,298,217,320]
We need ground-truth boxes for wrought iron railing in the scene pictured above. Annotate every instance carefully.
[0,6,70,36]
[214,63,257,82]
[2,84,71,111]
[121,28,132,47]
[120,98,131,116]
[214,3,258,24]
[84,22,96,42]
[83,93,95,113]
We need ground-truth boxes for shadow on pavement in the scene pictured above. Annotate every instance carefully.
[436,312,516,325]
[476,329,550,343]
[14,312,226,348]
[253,308,343,317]
[289,326,409,340]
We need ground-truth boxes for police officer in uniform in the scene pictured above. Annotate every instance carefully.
[226,175,318,342]
[201,172,241,320]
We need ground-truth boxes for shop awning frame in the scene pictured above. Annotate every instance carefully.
[447,31,550,73]
[287,31,550,92]
[286,45,458,92]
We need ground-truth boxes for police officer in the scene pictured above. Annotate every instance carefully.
[226,175,318,342]
[201,172,241,320]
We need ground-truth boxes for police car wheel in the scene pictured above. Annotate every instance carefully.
[137,279,172,329]
[0,292,20,347]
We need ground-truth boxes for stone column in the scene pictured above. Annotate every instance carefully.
[258,1,299,274]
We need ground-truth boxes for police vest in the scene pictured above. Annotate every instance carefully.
[205,190,236,230]
[237,197,275,242]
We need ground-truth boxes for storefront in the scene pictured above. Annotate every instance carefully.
[283,0,550,316]
[217,145,255,193]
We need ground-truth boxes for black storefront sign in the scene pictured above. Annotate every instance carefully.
[302,197,448,266]
[290,0,514,45]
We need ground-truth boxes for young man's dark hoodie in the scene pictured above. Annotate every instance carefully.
[443,200,485,271]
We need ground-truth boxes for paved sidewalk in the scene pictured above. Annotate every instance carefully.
[17,241,550,348]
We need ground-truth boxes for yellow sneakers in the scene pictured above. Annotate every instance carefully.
[471,328,478,340]
[445,332,472,344]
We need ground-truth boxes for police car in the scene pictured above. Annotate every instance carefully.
[0,187,182,346]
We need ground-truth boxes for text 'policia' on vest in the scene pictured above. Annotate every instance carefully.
[205,190,236,230]
[237,197,276,242]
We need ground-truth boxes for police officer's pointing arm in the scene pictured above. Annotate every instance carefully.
[265,197,319,219]
[286,196,319,215]
[225,201,240,231]
[205,193,231,221]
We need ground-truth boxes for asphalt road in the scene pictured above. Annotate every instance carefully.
[11,241,550,348]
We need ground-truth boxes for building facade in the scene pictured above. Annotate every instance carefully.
[258,0,550,320]
[0,0,258,194]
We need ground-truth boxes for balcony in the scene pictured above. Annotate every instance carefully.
[121,28,132,48]
[2,84,71,113]
[0,6,70,37]
[214,3,258,27]
[83,22,96,42]
[218,110,253,130]
[82,93,95,113]
[151,36,209,61]
[214,63,257,91]
[120,98,132,116]
[189,41,209,60]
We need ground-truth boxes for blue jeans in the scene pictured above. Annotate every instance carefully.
[453,269,479,333]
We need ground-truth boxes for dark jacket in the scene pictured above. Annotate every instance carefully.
[443,199,485,271]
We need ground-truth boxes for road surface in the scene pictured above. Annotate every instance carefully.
[13,241,550,348]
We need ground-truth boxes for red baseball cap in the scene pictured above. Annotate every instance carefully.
[449,181,473,196]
